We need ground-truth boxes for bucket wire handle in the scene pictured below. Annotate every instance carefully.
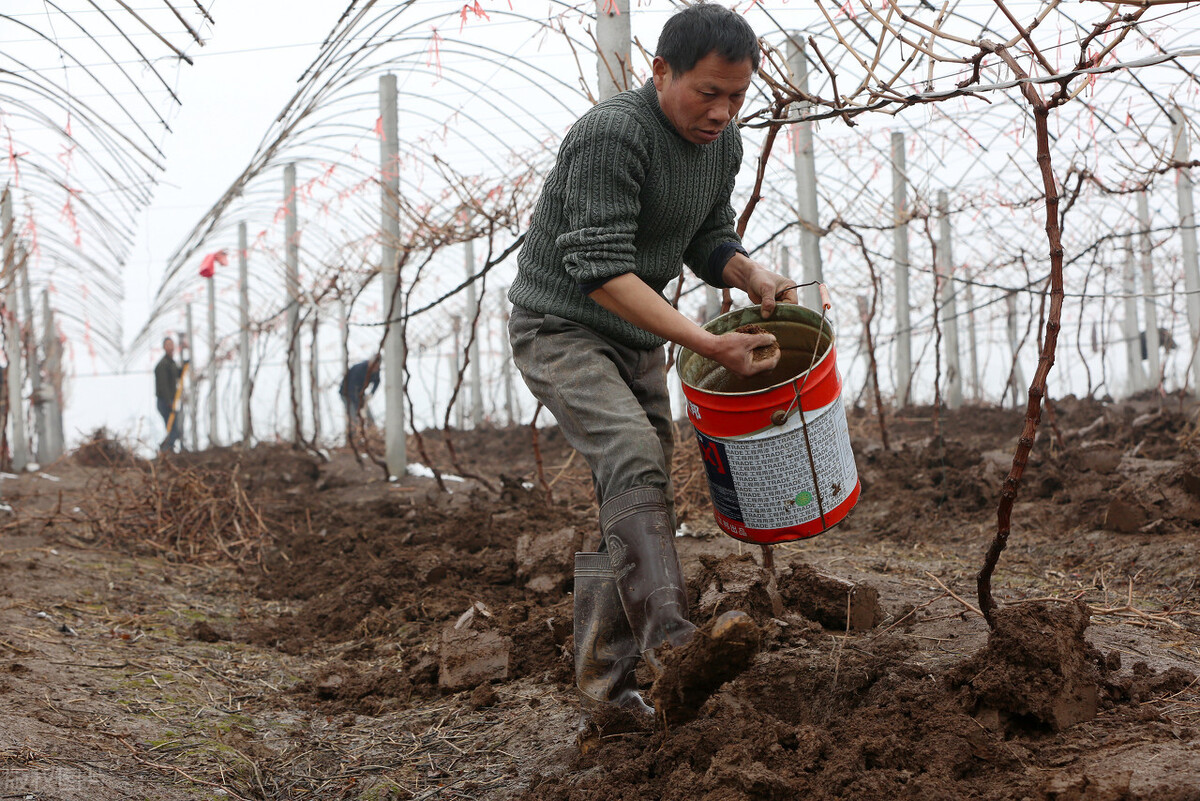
[773,282,832,422]
[781,283,833,531]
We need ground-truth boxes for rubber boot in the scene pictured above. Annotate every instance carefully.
[599,487,697,671]
[573,553,654,716]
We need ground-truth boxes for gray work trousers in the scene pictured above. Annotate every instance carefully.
[508,307,676,543]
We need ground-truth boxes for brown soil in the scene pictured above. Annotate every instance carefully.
[734,323,781,363]
[1,397,1198,800]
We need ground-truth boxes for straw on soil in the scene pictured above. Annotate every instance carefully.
[82,459,275,566]
[73,428,145,469]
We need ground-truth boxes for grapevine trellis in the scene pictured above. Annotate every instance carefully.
[2,0,213,363]
[5,2,1200,614]
[1,0,213,468]
[104,1,1200,454]
[2,0,1200,633]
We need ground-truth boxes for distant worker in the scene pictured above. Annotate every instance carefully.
[1140,327,1177,360]
[340,355,381,426]
[154,336,185,453]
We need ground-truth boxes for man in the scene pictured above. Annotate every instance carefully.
[154,337,184,453]
[508,4,796,719]
[340,355,381,426]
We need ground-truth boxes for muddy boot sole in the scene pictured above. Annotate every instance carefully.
[649,610,761,725]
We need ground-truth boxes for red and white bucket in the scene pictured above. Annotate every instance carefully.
[676,302,860,544]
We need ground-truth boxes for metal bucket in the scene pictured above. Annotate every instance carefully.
[676,303,860,544]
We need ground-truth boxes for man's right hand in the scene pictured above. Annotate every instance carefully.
[586,274,781,379]
[702,330,780,379]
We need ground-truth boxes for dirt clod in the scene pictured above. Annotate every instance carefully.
[189,620,225,642]
[468,682,498,710]
[439,625,511,691]
[1077,442,1123,474]
[693,553,781,621]
[1104,497,1149,533]
[650,610,762,724]
[951,601,1103,732]
[1181,468,1200,499]
[780,561,885,631]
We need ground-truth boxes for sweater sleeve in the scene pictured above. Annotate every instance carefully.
[682,133,744,288]
[554,110,649,287]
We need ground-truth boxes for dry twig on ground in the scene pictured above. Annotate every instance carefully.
[82,460,275,568]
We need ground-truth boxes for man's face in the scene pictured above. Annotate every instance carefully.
[164,339,175,358]
[652,52,753,145]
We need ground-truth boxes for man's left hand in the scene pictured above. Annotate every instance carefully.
[721,253,798,318]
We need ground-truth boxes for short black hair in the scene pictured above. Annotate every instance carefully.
[657,3,760,75]
[162,336,174,348]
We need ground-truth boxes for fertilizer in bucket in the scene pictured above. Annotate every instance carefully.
[676,303,860,544]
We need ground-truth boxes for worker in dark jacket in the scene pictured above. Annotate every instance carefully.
[340,356,381,425]
[154,336,184,453]
[508,4,793,722]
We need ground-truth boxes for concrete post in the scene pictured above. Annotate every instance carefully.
[1006,292,1026,408]
[380,74,406,475]
[1,305,21,472]
[339,298,350,381]
[937,191,962,410]
[207,273,218,446]
[673,365,686,421]
[452,316,464,430]
[1122,236,1145,397]
[891,132,912,407]
[787,38,824,311]
[41,291,63,461]
[705,286,720,324]
[596,0,631,102]
[2,188,26,471]
[310,313,321,443]
[285,163,302,443]
[17,247,47,462]
[339,298,351,443]
[238,221,251,445]
[500,307,515,425]
[1170,107,1200,395]
[1137,193,1161,388]
[856,294,876,400]
[465,239,482,428]
[965,278,980,402]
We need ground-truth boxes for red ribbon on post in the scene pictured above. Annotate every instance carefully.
[198,249,228,278]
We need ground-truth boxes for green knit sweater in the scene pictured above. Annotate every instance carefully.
[507,79,743,350]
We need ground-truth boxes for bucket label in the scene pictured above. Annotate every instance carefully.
[695,396,857,531]
[693,432,744,524]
